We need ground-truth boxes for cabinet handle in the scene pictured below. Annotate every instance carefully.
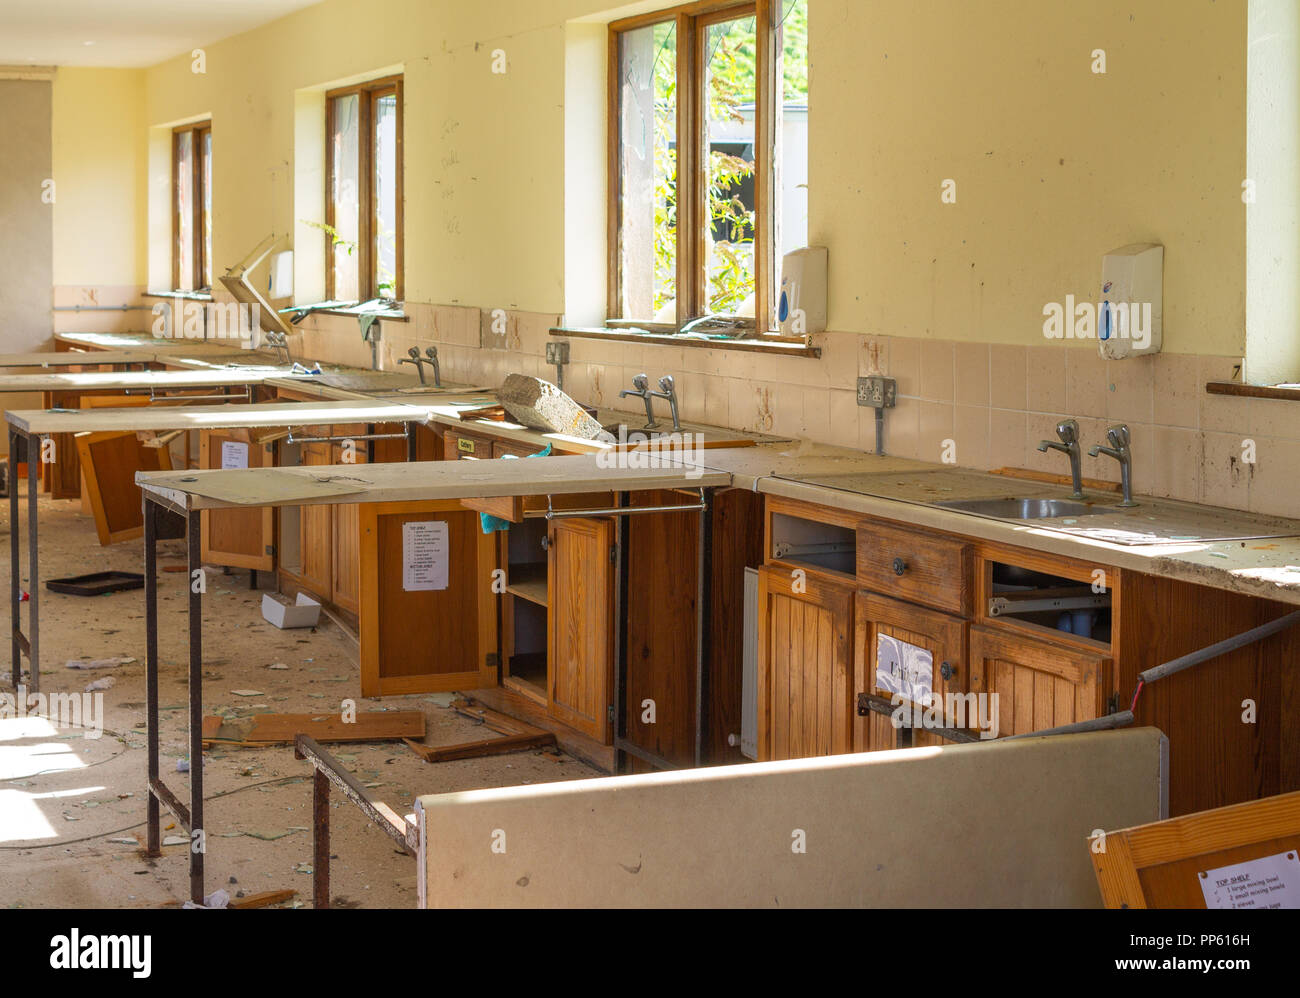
[892,556,907,576]
[541,534,550,551]
[940,661,955,681]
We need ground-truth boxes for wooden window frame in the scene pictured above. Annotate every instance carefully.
[325,74,404,303]
[172,121,212,293]
[607,0,780,333]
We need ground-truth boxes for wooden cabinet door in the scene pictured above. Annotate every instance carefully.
[856,591,969,748]
[199,429,275,571]
[968,624,1112,738]
[756,564,855,761]
[547,516,615,741]
[330,423,368,614]
[76,430,173,545]
[297,435,334,597]
[359,500,498,697]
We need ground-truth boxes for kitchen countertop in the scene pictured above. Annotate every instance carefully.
[59,333,1300,604]
[691,442,1300,606]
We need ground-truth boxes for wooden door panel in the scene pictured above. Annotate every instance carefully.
[756,565,854,761]
[330,423,369,614]
[298,435,333,597]
[76,430,173,545]
[199,429,275,570]
[969,624,1111,739]
[359,501,497,697]
[548,517,615,741]
[856,591,968,748]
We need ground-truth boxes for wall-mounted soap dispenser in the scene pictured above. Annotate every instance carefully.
[1098,243,1163,359]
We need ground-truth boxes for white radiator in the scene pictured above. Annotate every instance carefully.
[741,567,758,759]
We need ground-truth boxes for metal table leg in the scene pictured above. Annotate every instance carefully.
[144,497,161,856]
[186,508,204,903]
[27,433,38,693]
[9,426,20,691]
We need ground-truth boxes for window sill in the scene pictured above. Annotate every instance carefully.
[550,326,822,358]
[1206,381,1300,401]
[144,290,213,302]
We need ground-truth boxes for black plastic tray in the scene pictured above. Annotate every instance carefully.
[45,571,145,596]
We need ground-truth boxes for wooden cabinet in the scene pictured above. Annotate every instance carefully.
[547,516,616,741]
[199,429,275,571]
[967,623,1111,737]
[855,591,969,747]
[358,500,498,697]
[756,564,855,761]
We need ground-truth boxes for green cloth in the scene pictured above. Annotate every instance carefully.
[359,313,380,342]
[478,443,554,534]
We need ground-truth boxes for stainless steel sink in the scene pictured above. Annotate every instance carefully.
[933,497,1106,520]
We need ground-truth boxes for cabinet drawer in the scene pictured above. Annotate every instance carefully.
[857,520,972,616]
[444,429,489,459]
[856,591,969,744]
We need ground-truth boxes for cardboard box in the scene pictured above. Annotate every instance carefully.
[262,592,322,629]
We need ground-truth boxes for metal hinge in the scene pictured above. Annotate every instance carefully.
[607,705,616,723]
[265,545,276,556]
[610,544,618,563]
[1106,692,1120,715]
[486,653,501,670]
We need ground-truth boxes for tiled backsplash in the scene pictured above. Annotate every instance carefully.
[120,289,1300,520]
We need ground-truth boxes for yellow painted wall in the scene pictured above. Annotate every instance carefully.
[110,0,1247,354]
[51,68,148,286]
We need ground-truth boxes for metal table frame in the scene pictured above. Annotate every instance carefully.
[7,382,259,693]
[141,474,715,903]
[6,394,422,693]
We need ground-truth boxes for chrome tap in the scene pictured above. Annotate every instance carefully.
[424,346,442,389]
[398,346,428,386]
[1037,418,1084,499]
[647,375,681,432]
[264,329,292,365]
[1089,424,1138,507]
[619,373,659,429]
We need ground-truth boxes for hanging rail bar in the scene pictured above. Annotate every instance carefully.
[287,429,411,445]
[1003,710,1136,741]
[1138,610,1300,685]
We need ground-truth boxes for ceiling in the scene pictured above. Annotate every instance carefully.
[0,0,324,69]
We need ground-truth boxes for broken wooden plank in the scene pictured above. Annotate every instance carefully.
[403,731,556,763]
[202,710,425,747]
[229,889,298,909]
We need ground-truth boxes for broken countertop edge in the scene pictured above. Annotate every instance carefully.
[692,441,1300,607]
[134,451,731,510]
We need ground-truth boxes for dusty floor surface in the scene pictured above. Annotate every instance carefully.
[0,492,597,909]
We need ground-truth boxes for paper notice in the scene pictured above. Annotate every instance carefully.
[1199,850,1300,909]
[221,440,249,470]
[402,520,449,591]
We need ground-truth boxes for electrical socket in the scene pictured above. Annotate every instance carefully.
[545,341,570,366]
[857,375,897,409]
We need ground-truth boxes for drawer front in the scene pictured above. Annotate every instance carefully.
[857,520,972,616]
[856,591,969,745]
[444,430,487,460]
[493,437,547,459]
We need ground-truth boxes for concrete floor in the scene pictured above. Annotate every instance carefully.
[0,491,597,909]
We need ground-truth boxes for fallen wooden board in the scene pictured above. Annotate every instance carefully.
[201,711,425,747]
[404,731,556,763]
[229,889,298,909]
[404,697,557,762]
